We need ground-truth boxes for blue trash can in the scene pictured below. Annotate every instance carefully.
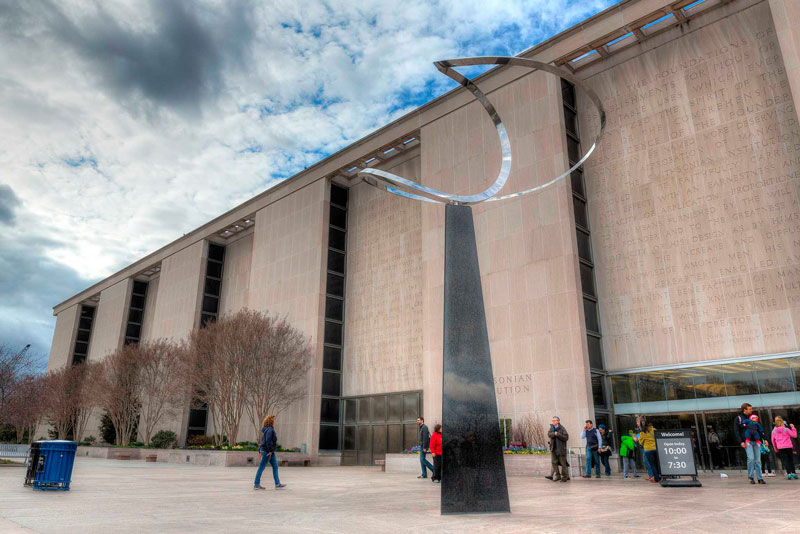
[32,440,77,491]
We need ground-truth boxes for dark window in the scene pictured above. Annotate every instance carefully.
[388,424,403,452]
[327,250,345,274]
[567,136,581,164]
[200,313,216,327]
[72,354,87,365]
[320,399,340,423]
[79,317,94,330]
[344,400,357,424]
[564,107,578,137]
[130,294,145,310]
[573,196,589,229]
[325,297,344,322]
[561,79,576,108]
[326,273,345,298]
[611,375,638,404]
[76,329,91,343]
[403,394,419,421]
[319,425,339,450]
[371,396,386,423]
[202,295,219,314]
[343,426,356,450]
[132,281,148,294]
[74,341,88,356]
[330,184,348,208]
[322,372,342,397]
[205,261,223,279]
[570,169,585,197]
[188,409,207,428]
[358,398,370,423]
[591,374,607,408]
[329,228,346,252]
[127,308,143,325]
[323,346,342,371]
[576,229,592,262]
[587,334,603,370]
[580,263,595,298]
[387,395,402,421]
[583,298,600,333]
[204,278,221,296]
[208,244,225,262]
[125,323,141,339]
[329,206,347,230]
[324,321,343,346]
[404,423,418,450]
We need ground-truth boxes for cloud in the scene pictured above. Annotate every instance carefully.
[0,184,20,225]
[0,0,616,356]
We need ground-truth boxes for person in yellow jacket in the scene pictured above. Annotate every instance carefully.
[635,424,660,483]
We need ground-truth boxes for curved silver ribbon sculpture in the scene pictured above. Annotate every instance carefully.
[359,57,606,205]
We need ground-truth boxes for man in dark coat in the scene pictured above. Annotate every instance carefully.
[417,417,434,479]
[548,416,570,482]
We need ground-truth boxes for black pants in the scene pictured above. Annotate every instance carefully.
[762,452,772,474]
[433,455,442,481]
[778,448,796,474]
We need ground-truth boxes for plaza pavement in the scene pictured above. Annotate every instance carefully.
[0,458,797,533]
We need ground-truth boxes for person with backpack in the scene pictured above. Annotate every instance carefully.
[733,403,764,485]
[619,430,639,479]
[771,416,798,480]
[580,420,602,478]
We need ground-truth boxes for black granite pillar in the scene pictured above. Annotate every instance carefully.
[441,204,510,515]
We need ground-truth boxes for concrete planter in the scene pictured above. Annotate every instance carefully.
[385,453,558,477]
[76,446,312,467]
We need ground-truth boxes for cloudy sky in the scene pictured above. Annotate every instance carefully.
[0,0,615,361]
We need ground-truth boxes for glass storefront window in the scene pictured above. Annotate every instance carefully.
[637,373,666,402]
[665,371,695,400]
[755,361,794,394]
[721,364,758,396]
[611,375,638,404]
[692,368,726,398]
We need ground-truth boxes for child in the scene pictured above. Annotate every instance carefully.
[761,439,776,478]
[744,414,765,446]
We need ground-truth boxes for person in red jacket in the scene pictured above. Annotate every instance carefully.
[430,424,442,483]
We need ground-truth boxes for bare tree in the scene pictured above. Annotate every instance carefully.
[512,412,548,448]
[180,309,312,446]
[137,340,186,446]
[88,345,141,446]
[43,364,91,440]
[5,375,46,443]
[0,344,36,423]
[243,314,313,439]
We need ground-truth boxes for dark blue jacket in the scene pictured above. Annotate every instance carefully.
[259,426,277,454]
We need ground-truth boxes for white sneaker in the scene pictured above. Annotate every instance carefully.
[767,472,776,477]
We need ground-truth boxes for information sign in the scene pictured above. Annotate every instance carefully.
[654,429,701,487]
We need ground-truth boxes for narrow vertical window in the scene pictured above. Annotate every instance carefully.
[124,280,148,345]
[71,305,95,365]
[319,183,348,451]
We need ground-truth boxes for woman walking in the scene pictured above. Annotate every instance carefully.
[771,416,798,480]
[254,414,287,490]
[430,424,442,483]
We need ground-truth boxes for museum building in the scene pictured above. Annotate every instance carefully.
[46,0,800,468]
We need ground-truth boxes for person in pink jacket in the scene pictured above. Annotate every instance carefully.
[771,416,798,480]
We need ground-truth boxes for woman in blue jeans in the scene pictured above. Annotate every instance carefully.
[254,414,287,490]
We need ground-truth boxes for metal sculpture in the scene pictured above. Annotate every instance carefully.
[359,57,605,515]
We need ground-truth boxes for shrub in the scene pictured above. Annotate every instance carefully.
[130,441,144,447]
[188,434,214,447]
[150,430,177,449]
[80,435,96,446]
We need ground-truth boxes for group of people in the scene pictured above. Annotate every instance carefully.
[251,404,799,490]
[734,403,798,484]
